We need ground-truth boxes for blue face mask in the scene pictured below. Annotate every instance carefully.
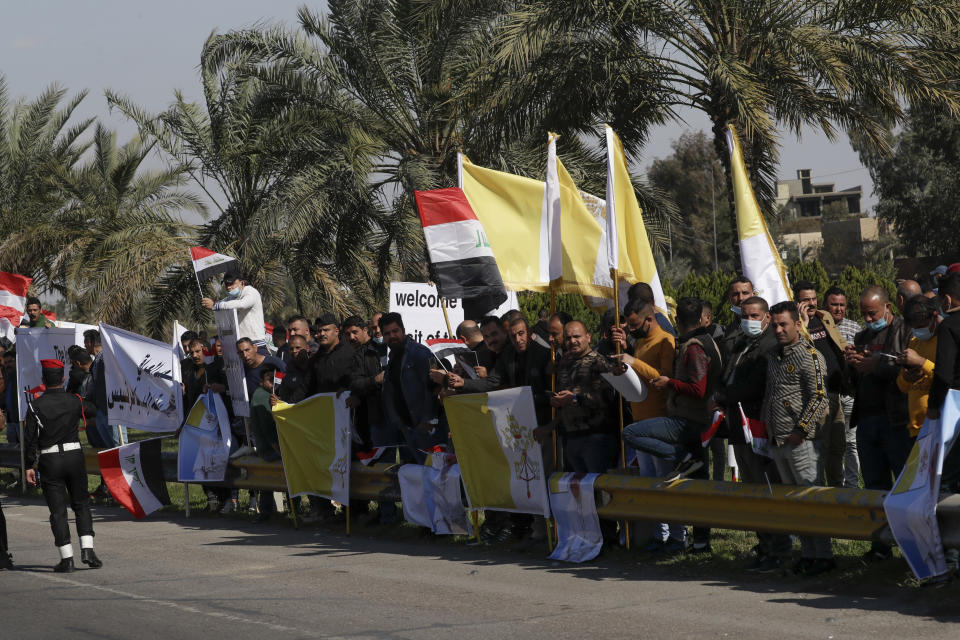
[865,316,888,332]
[225,286,241,298]
[912,326,934,341]
[740,318,763,337]
[730,304,742,317]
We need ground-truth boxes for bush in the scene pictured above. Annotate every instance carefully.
[517,292,602,337]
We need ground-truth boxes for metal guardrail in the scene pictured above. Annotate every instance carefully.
[5,445,960,547]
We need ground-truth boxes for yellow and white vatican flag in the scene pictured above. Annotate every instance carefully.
[458,153,551,291]
[443,387,551,517]
[725,125,791,304]
[605,125,667,312]
[272,393,351,505]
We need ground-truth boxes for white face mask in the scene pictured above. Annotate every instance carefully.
[730,304,742,317]
[740,318,763,337]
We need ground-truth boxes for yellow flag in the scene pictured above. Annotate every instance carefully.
[725,125,791,304]
[272,393,351,504]
[605,125,667,311]
[444,388,550,516]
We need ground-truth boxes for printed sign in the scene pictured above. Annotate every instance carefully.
[388,281,518,344]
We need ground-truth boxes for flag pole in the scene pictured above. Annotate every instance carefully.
[345,504,351,536]
[612,268,630,550]
[440,296,454,338]
[190,249,204,299]
[549,290,559,549]
[18,422,25,496]
[288,492,299,529]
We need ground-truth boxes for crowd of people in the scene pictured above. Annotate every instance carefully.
[2,266,960,574]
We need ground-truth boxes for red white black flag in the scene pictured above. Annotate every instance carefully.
[99,437,171,519]
[414,187,507,319]
[190,246,238,283]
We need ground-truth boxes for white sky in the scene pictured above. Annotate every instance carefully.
[1,1,875,211]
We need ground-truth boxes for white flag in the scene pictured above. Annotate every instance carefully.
[399,462,469,535]
[549,473,603,563]
[99,322,183,432]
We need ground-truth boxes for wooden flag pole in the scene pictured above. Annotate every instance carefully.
[18,422,25,496]
[612,269,630,550]
[549,291,560,548]
[288,492,299,529]
[345,504,351,536]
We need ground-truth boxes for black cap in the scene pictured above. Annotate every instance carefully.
[221,271,242,285]
[316,312,339,328]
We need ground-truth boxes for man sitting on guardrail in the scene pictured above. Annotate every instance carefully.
[763,301,832,577]
[622,297,723,554]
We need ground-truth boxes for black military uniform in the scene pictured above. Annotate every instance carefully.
[24,359,102,572]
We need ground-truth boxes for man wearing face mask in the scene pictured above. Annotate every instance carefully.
[844,285,911,562]
[273,335,311,404]
[202,272,268,354]
[612,298,679,552]
[713,296,792,571]
[794,280,849,488]
[896,296,939,437]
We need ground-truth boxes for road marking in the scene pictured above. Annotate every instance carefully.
[28,572,347,639]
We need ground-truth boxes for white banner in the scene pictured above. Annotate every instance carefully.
[213,308,249,417]
[15,326,86,421]
[399,462,469,535]
[388,281,518,344]
[549,472,603,563]
[178,391,232,482]
[99,322,182,432]
[884,390,960,580]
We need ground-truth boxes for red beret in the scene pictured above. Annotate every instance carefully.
[40,358,64,369]
[947,263,960,274]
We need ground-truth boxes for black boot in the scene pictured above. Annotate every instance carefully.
[0,552,12,570]
[54,557,75,573]
[81,548,103,569]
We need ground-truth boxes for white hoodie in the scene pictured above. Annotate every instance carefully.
[214,284,265,344]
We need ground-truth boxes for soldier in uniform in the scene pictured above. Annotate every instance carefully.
[24,359,103,572]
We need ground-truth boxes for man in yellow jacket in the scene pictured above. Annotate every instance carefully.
[611,297,679,551]
[896,296,940,437]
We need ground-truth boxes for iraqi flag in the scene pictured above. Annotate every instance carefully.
[701,410,725,447]
[190,246,238,283]
[98,437,171,518]
[738,402,770,458]
[414,187,507,319]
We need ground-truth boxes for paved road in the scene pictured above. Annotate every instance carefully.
[2,497,958,639]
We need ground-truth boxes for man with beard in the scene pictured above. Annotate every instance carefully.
[273,335,311,405]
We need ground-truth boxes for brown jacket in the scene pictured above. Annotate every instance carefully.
[627,322,675,421]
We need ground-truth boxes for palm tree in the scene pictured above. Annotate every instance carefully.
[495,1,960,254]
[0,124,203,330]
[0,74,94,256]
[107,54,387,335]
[200,1,678,278]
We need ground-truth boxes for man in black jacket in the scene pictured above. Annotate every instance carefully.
[308,313,354,396]
[713,296,790,571]
[933,273,960,489]
[844,285,912,561]
[24,359,102,573]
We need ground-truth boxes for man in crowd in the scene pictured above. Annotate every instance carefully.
[232,337,285,460]
[25,359,102,572]
[623,298,722,553]
[895,280,923,315]
[824,286,862,488]
[308,313,354,396]
[699,298,727,481]
[896,296,939,438]
[538,321,617,474]
[350,315,390,523]
[275,335,311,404]
[763,301,832,576]
[182,338,212,412]
[342,315,376,449]
[299,313,354,522]
[20,297,55,328]
[250,366,280,523]
[477,315,508,375]
[719,277,754,361]
[202,271,267,352]
[287,315,319,356]
[845,285,911,561]
[612,297,679,552]
[455,319,487,376]
[66,347,94,398]
[932,273,960,489]
[84,329,125,457]
[546,311,572,356]
[794,280,848,488]
[272,324,287,356]
[714,296,792,571]
[449,314,552,547]
[380,312,444,464]
[627,282,676,337]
